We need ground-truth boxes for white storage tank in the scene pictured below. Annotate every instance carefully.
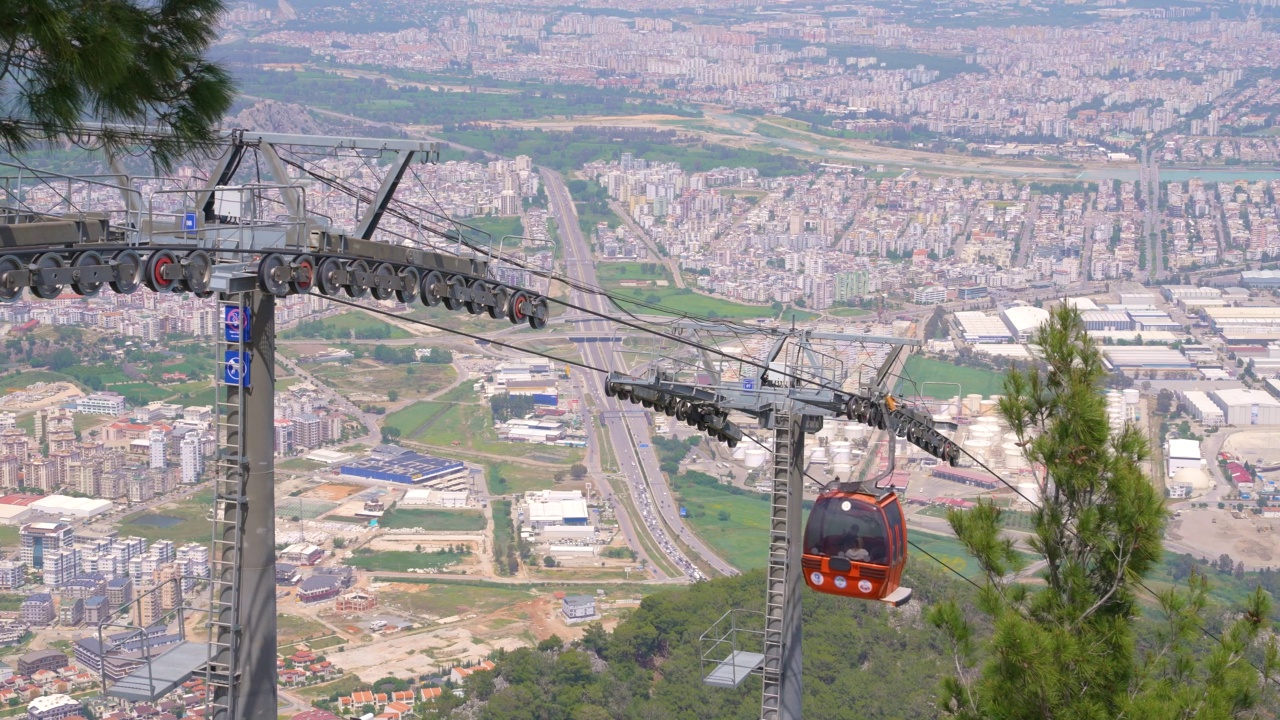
[1003,442,1027,470]
[1017,482,1040,507]
[809,447,829,465]
[830,441,853,465]
[744,446,768,468]
[964,394,983,415]
[1122,388,1140,406]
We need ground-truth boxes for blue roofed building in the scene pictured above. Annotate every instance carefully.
[339,445,465,485]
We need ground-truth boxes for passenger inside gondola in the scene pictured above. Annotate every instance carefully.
[805,499,888,564]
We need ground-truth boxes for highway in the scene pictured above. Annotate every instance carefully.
[543,168,738,579]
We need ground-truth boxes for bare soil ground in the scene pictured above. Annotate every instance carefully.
[311,483,365,501]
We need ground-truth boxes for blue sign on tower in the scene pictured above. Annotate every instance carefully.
[223,350,251,387]
[223,306,251,343]
[742,378,756,393]
[182,212,198,232]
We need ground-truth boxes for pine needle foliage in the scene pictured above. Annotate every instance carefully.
[0,0,233,168]
[928,305,1279,719]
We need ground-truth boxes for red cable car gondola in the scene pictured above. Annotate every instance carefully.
[801,484,912,606]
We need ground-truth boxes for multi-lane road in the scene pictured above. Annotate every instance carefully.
[543,168,738,580]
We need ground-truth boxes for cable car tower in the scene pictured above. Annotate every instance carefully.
[0,129,553,720]
[604,327,961,720]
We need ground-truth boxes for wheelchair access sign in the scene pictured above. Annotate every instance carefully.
[223,351,251,387]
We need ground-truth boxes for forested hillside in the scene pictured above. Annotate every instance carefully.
[424,562,963,720]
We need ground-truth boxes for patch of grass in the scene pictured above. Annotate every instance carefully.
[485,461,560,495]
[278,458,326,472]
[415,403,581,466]
[295,674,367,700]
[381,584,531,619]
[276,613,331,645]
[827,307,871,318]
[0,370,77,391]
[281,311,411,341]
[677,482,772,571]
[0,594,26,612]
[118,490,214,544]
[343,550,465,572]
[0,526,17,551]
[109,382,175,404]
[279,634,347,656]
[491,500,515,576]
[898,355,1006,399]
[464,215,524,245]
[378,507,485,532]
[383,401,449,438]
[311,362,455,402]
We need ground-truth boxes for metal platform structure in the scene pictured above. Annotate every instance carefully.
[1,129,555,720]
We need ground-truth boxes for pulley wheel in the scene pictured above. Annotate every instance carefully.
[258,253,290,297]
[370,263,396,301]
[344,260,370,299]
[109,250,142,295]
[0,255,23,302]
[396,267,420,305]
[144,249,180,293]
[526,296,549,330]
[442,275,467,311]
[31,253,66,300]
[488,286,511,320]
[316,257,343,296]
[291,255,316,295]
[507,290,531,324]
[183,250,213,297]
[420,271,444,307]
[71,251,105,298]
[464,279,488,315]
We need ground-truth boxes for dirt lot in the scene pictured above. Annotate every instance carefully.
[1166,509,1280,569]
[310,483,365,501]
[1223,430,1280,466]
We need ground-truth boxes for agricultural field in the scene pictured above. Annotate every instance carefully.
[898,355,1006,399]
[378,508,486,532]
[414,402,581,467]
[594,262,770,319]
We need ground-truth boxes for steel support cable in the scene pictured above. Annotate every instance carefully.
[322,295,605,375]
[279,144,771,332]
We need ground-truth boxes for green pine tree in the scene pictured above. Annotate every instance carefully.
[929,305,1279,718]
[1,0,234,167]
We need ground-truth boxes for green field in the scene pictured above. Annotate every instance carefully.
[898,355,1006,399]
[594,262,770,319]
[343,550,465,572]
[485,461,559,495]
[277,613,331,644]
[414,402,581,467]
[382,583,532,618]
[378,507,486,532]
[295,674,367,700]
[310,362,455,402]
[678,483,772,571]
[827,307,871,318]
[118,490,214,544]
[0,526,17,550]
[463,215,524,245]
[0,370,77,391]
[109,382,175,404]
[281,311,411,340]
[382,401,449,438]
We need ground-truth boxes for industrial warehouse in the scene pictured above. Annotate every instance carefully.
[339,445,467,485]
